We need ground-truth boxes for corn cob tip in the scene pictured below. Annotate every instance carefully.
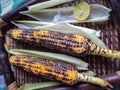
[7,29,13,37]
[7,29,23,39]
[105,82,113,90]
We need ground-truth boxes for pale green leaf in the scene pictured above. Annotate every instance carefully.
[81,71,96,76]
[12,21,53,28]
[28,0,74,11]
[17,82,61,90]
[20,4,111,23]
[7,48,88,69]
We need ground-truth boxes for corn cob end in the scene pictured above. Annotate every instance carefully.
[7,29,23,40]
[77,73,113,89]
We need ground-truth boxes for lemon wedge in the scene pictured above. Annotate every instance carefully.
[74,2,90,21]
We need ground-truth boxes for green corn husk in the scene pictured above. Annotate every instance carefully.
[81,71,96,76]
[12,21,54,28]
[28,0,74,11]
[20,4,111,23]
[11,49,88,70]
[5,44,88,70]
[12,20,100,37]
[17,82,61,90]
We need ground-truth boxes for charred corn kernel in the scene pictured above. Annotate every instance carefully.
[7,29,90,55]
[7,29,120,60]
[10,55,78,85]
[10,55,113,88]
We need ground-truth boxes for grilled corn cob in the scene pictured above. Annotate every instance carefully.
[10,55,112,88]
[7,29,120,60]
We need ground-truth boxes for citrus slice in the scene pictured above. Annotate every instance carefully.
[74,2,90,21]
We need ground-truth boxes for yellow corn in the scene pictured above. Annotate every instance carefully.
[7,29,120,60]
[10,55,112,89]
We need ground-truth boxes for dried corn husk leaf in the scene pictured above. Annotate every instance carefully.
[81,71,96,76]
[12,20,100,37]
[17,82,61,90]
[12,21,106,48]
[20,4,111,23]
[12,49,88,68]
[87,4,111,22]
[12,21,54,29]
[5,44,88,69]
[12,21,53,28]
[28,0,74,12]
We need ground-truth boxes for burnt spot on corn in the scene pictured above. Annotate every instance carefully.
[8,29,91,56]
[9,55,78,85]
[7,29,24,40]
